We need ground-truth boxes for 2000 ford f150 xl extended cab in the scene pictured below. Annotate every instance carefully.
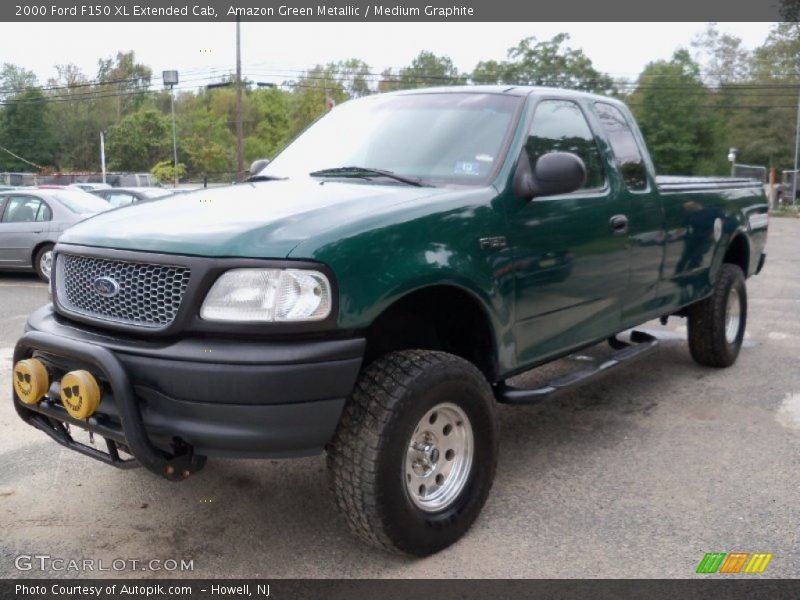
[11,87,768,555]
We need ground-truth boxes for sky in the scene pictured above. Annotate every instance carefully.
[0,22,776,88]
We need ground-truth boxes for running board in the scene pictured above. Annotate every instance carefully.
[494,331,658,405]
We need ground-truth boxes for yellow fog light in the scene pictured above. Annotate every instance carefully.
[60,370,101,420]
[13,358,50,405]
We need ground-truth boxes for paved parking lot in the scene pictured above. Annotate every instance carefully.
[1,219,799,578]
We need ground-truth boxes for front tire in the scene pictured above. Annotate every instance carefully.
[327,350,498,556]
[688,263,747,367]
[34,244,54,282]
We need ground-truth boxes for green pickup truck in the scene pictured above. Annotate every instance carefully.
[12,86,768,555]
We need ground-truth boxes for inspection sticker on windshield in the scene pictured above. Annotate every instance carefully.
[454,161,481,176]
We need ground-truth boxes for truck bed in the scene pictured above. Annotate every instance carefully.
[656,175,764,192]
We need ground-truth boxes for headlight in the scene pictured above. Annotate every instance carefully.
[200,268,332,322]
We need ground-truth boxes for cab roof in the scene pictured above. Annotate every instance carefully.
[385,85,624,106]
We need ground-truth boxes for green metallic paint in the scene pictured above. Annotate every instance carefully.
[56,87,769,382]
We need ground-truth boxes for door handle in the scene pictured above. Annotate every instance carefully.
[609,214,629,235]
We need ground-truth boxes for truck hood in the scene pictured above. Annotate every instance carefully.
[58,179,446,258]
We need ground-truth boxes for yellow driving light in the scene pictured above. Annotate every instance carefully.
[13,358,50,405]
[60,370,101,420]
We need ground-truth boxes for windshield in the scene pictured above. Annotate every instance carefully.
[260,92,523,186]
[53,190,113,214]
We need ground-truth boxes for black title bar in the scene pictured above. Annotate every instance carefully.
[2,0,795,22]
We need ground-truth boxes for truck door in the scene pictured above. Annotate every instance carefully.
[592,102,664,327]
[507,98,629,364]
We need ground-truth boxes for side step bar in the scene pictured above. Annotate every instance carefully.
[494,330,658,405]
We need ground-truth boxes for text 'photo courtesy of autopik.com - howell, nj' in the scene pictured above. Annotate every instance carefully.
[1,0,799,599]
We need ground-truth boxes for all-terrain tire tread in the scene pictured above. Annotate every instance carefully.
[326,349,492,553]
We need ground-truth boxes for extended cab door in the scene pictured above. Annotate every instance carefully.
[507,98,629,365]
[591,101,664,327]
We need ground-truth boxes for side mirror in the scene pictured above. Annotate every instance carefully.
[249,158,270,177]
[512,150,586,200]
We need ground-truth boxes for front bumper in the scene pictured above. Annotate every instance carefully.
[13,305,364,479]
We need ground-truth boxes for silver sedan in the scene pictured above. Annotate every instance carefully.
[0,188,111,281]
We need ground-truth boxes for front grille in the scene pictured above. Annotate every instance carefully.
[55,254,190,328]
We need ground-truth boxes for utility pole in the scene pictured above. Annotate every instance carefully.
[235,17,244,182]
[100,131,106,184]
[793,90,800,203]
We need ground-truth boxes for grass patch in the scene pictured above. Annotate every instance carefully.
[771,206,800,219]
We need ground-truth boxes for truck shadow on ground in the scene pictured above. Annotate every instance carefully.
[4,331,758,577]
[124,334,714,571]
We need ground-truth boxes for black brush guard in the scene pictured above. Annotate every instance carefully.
[13,331,205,481]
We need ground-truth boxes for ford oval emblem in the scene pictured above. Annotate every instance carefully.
[93,276,119,298]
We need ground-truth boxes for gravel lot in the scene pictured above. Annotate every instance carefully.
[1,218,798,579]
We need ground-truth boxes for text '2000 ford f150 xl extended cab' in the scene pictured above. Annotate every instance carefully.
[11,87,768,555]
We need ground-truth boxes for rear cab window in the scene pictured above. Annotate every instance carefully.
[593,102,649,191]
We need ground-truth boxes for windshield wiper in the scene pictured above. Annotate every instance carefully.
[309,166,426,187]
[245,174,286,182]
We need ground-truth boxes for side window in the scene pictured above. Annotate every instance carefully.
[107,193,135,207]
[526,100,605,190]
[594,102,648,191]
[1,197,44,223]
[35,201,52,222]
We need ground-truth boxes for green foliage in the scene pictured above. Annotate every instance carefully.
[151,159,186,183]
[0,27,797,180]
[396,51,465,90]
[0,87,54,170]
[105,108,170,171]
[628,50,721,175]
[472,34,616,94]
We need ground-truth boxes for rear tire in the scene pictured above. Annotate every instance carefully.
[34,244,54,282]
[327,349,498,556]
[687,263,747,368]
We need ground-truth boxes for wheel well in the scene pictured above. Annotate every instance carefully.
[31,241,54,266]
[723,234,749,276]
[363,286,496,380]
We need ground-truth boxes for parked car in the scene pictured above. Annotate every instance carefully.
[69,183,112,192]
[90,186,175,207]
[0,185,17,192]
[87,173,160,187]
[0,188,111,281]
[11,87,768,555]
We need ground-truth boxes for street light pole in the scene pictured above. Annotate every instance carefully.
[162,70,180,188]
[235,17,244,182]
[170,87,178,187]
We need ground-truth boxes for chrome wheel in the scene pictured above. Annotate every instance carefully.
[725,287,741,344]
[39,250,53,280]
[405,402,474,513]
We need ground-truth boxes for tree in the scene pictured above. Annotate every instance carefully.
[727,23,800,170]
[288,63,353,135]
[105,108,170,171]
[628,50,720,174]
[0,88,54,171]
[95,50,152,119]
[472,34,616,94]
[0,64,38,99]
[151,159,186,183]
[45,64,100,171]
[397,51,464,89]
[691,23,751,86]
